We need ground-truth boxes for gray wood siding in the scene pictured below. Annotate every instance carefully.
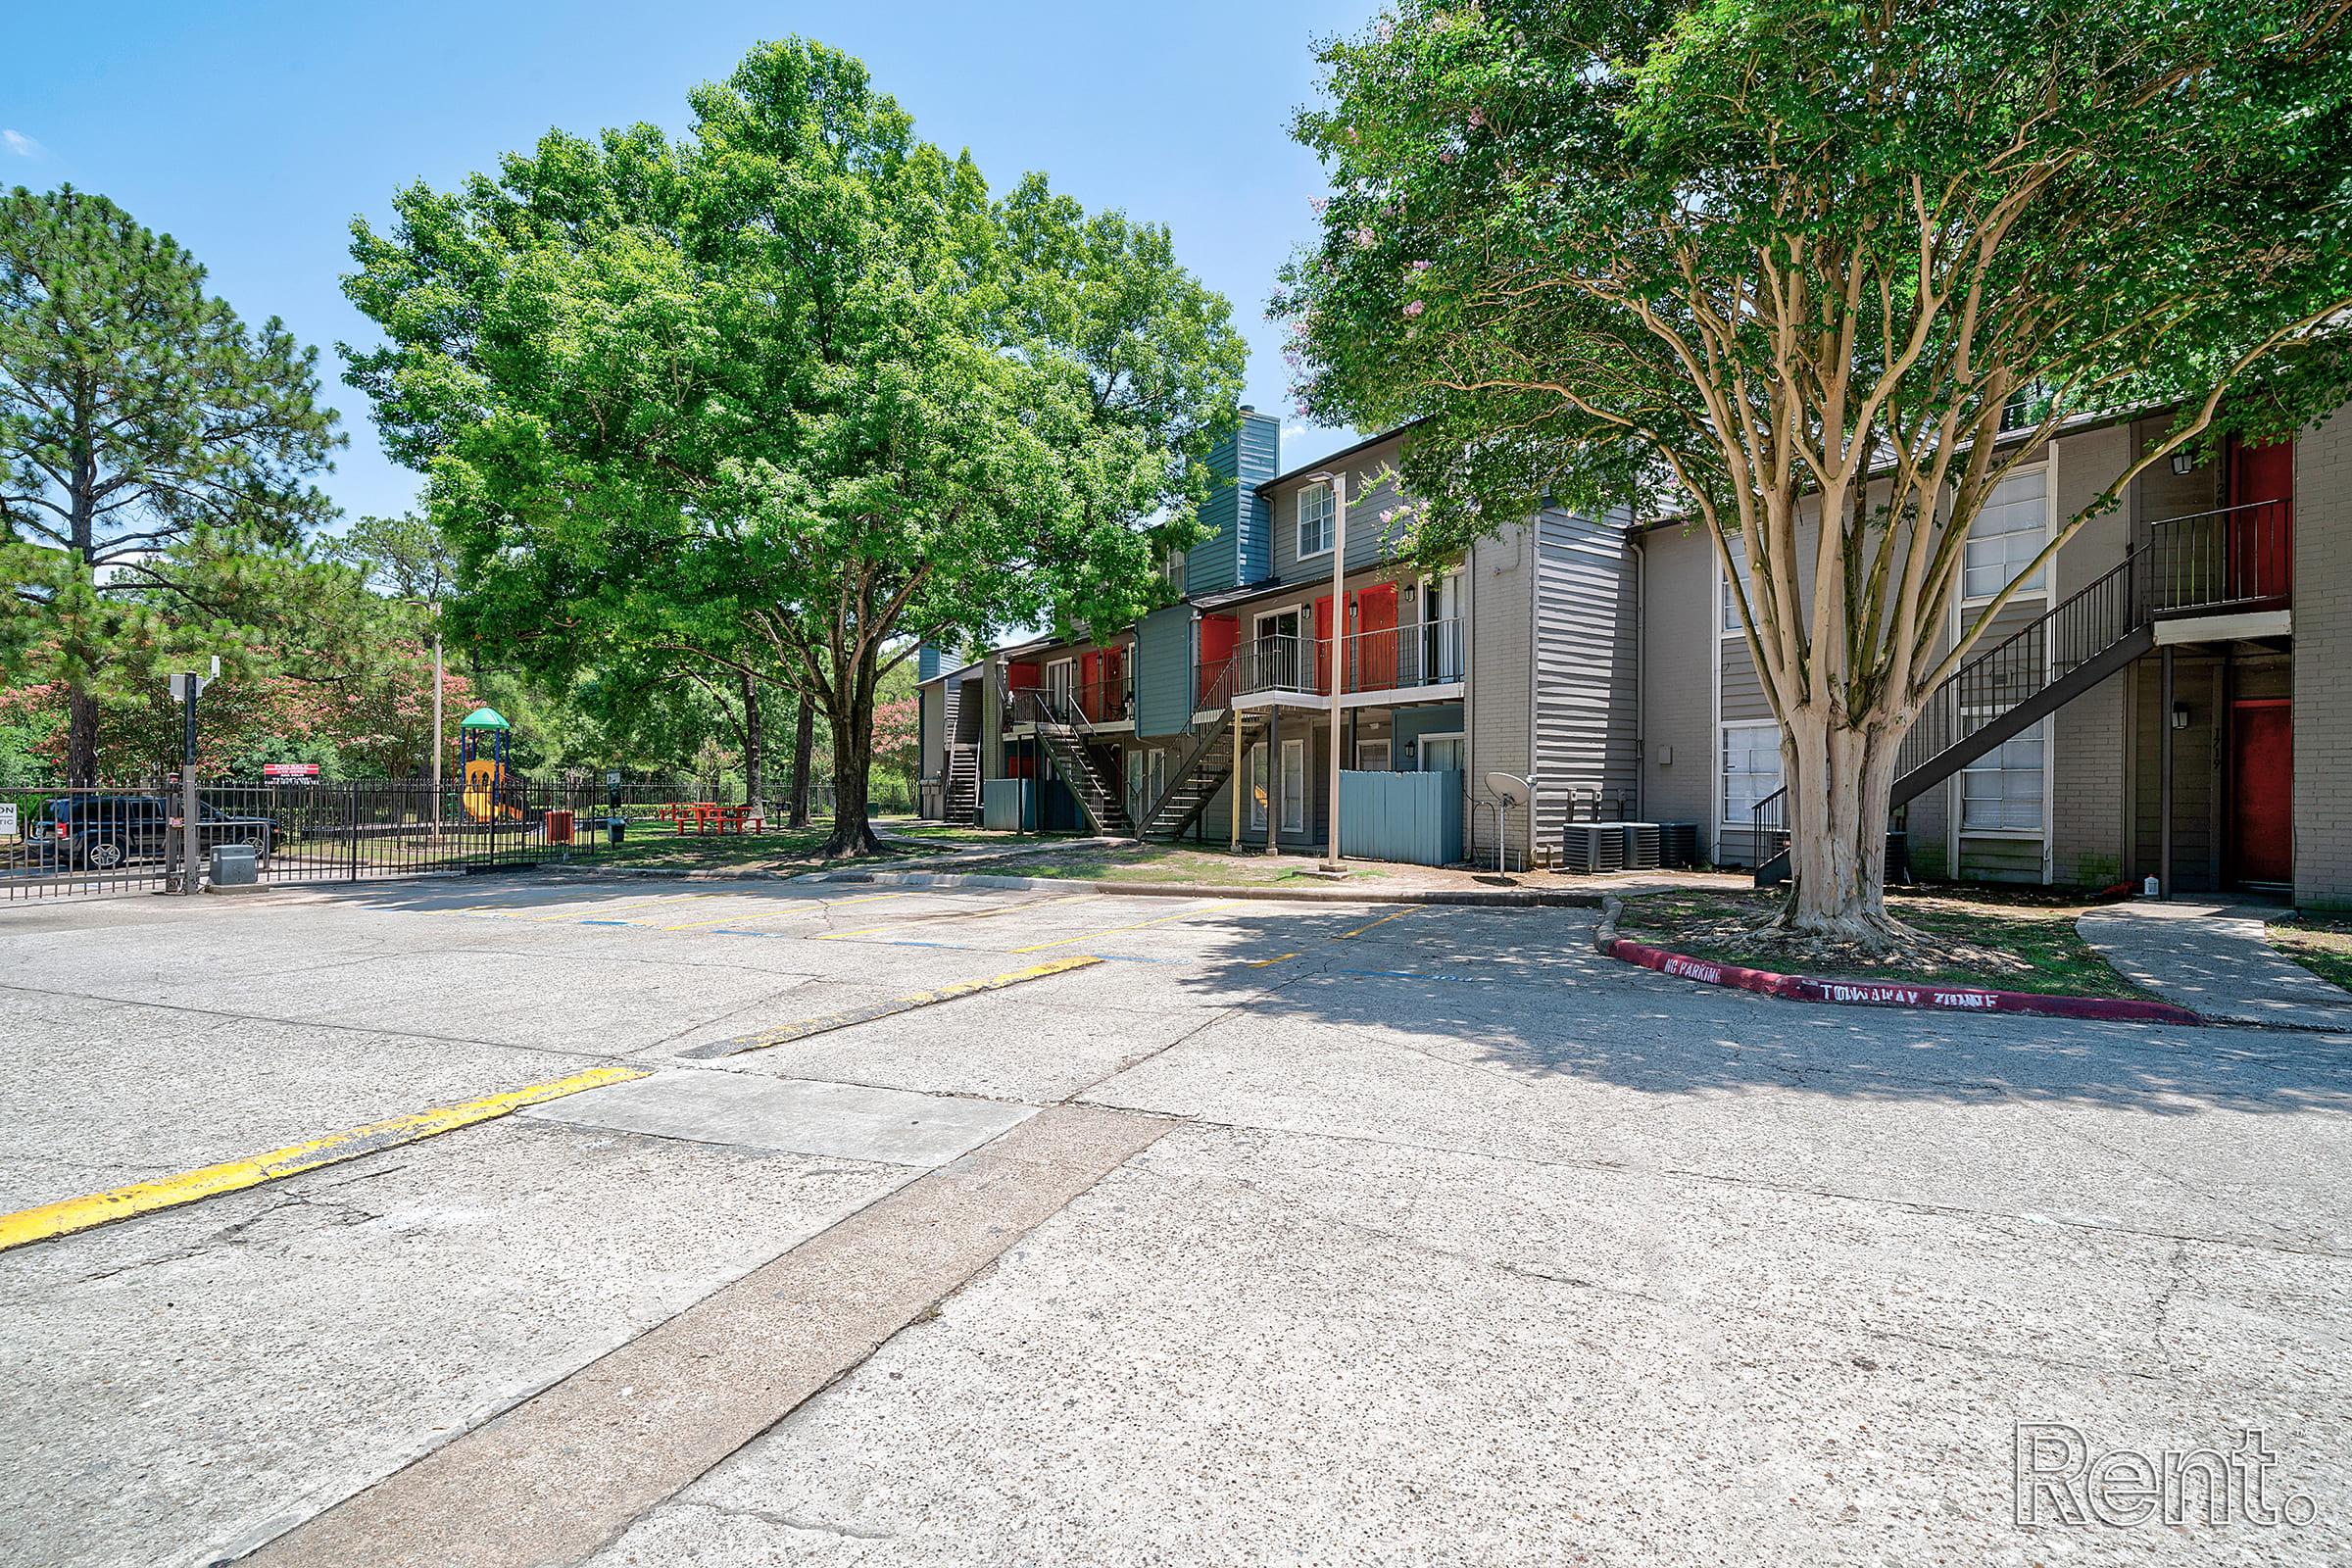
[1533,510,1642,845]
[1267,434,1414,584]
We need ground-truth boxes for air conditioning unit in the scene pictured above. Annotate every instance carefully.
[1559,821,1625,874]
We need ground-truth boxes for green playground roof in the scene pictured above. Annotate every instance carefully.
[458,707,512,731]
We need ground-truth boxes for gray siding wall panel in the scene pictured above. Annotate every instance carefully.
[1532,510,1642,846]
[1268,434,1412,584]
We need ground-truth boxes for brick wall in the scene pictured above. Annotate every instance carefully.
[2295,406,2352,906]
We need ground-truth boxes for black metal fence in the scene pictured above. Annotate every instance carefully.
[0,777,718,902]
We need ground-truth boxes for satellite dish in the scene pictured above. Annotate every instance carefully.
[1485,772,1534,809]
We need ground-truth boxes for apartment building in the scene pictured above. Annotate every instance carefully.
[920,402,2352,906]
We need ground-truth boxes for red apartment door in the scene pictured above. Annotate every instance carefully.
[2229,698,2293,885]
[2226,436,2294,604]
[1353,585,1397,691]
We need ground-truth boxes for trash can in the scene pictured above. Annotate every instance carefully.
[607,815,626,846]
[546,808,574,845]
[209,844,259,888]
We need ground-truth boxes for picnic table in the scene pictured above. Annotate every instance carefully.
[660,802,762,836]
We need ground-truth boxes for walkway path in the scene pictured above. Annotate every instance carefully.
[2077,900,2352,1030]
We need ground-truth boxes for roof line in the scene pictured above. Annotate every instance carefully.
[1256,417,1427,493]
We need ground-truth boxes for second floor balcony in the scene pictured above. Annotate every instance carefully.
[1225,618,1465,704]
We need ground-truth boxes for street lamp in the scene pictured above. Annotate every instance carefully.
[1304,468,1348,871]
[405,597,445,840]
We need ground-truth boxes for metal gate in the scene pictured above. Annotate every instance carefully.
[0,777,704,902]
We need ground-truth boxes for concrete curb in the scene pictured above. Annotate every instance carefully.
[1596,924,2205,1026]
[799,867,1603,907]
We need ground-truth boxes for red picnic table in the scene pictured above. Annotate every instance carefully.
[660,802,763,835]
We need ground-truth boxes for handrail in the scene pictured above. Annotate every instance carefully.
[1746,496,2289,878]
[1140,658,1239,832]
[2146,498,2291,613]
[1339,617,1464,694]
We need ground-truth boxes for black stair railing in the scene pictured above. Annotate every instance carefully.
[1139,658,1238,835]
[1897,542,2147,784]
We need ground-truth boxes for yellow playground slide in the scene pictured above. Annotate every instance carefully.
[461,758,525,823]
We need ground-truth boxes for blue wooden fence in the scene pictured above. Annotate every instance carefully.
[1337,769,1463,865]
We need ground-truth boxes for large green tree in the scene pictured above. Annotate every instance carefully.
[344,39,1245,855]
[1279,0,2352,944]
[1,187,343,781]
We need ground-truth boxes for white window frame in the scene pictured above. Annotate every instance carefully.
[1354,739,1392,771]
[1247,741,1269,832]
[1146,747,1168,813]
[1719,720,1784,828]
[1280,737,1308,832]
[1415,731,1465,772]
[1958,711,2048,838]
[1721,546,1755,636]
[1046,658,1075,707]
[1296,482,1335,562]
[1961,461,2053,606]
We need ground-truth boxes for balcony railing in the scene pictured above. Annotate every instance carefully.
[2146,499,2291,615]
[1009,679,1131,729]
[1233,633,1327,697]
[1340,618,1464,695]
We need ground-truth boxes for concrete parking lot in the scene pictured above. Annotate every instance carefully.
[3,873,2348,1566]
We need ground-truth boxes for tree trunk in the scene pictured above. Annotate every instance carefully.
[787,698,814,828]
[821,651,882,858]
[1774,707,1908,948]
[739,670,764,818]
[67,687,100,786]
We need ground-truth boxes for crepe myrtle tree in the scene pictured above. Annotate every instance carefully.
[345,38,1244,856]
[1276,0,2352,945]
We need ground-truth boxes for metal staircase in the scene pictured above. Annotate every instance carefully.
[1135,660,1239,841]
[1014,689,1133,836]
[1749,501,2287,886]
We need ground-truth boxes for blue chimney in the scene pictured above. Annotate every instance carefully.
[1185,406,1280,595]
[917,643,944,681]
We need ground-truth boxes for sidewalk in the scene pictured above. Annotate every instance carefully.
[2075,901,2352,1030]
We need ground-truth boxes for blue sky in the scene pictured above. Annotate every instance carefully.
[1,0,1373,528]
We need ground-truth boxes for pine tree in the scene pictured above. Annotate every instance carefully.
[1,186,342,782]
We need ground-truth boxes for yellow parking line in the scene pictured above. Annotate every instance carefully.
[1248,952,1301,967]
[813,892,1092,942]
[1008,899,1243,954]
[695,955,1104,1057]
[0,1064,647,1254]
[1338,907,1416,940]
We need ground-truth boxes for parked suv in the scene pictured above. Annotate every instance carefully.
[39,796,275,871]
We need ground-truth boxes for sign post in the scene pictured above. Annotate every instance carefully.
[167,658,218,894]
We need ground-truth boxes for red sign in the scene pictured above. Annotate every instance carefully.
[263,762,320,779]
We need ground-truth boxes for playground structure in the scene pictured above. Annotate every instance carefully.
[458,708,529,826]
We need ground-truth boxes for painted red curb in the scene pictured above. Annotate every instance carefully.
[1603,936,2204,1027]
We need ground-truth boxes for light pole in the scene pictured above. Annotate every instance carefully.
[1307,468,1348,871]
[406,597,445,840]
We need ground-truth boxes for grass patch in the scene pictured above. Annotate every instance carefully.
[1614,885,2148,999]
[2270,914,2352,995]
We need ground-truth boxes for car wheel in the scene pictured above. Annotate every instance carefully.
[84,839,126,871]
